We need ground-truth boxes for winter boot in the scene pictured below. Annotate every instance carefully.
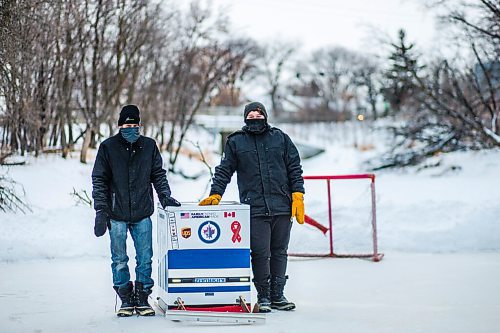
[270,276,296,311]
[114,281,135,317]
[134,282,155,316]
[254,282,272,313]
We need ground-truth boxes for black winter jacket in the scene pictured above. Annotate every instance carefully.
[211,127,304,217]
[91,133,171,223]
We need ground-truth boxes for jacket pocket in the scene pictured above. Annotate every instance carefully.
[280,185,291,201]
[266,145,284,161]
[237,149,258,166]
[112,192,116,212]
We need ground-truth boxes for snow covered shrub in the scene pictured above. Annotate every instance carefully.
[0,174,31,213]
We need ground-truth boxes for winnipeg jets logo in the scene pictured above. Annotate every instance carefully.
[198,221,221,244]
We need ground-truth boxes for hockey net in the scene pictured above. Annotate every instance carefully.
[289,174,383,261]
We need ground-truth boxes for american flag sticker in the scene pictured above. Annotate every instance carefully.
[180,212,190,219]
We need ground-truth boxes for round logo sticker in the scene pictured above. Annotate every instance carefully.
[198,221,221,244]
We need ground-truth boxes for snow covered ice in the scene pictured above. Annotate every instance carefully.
[1,125,499,333]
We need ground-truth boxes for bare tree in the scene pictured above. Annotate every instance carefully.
[145,3,259,172]
[291,46,364,122]
[1,0,44,155]
[255,41,296,119]
[164,39,259,172]
[352,56,382,120]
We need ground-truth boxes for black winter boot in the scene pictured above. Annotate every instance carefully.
[270,276,296,311]
[134,282,155,316]
[254,282,272,313]
[114,281,135,317]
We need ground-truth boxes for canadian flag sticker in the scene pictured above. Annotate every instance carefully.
[224,211,236,218]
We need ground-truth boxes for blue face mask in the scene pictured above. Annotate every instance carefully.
[120,127,140,143]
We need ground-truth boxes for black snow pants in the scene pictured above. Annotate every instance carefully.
[250,215,292,286]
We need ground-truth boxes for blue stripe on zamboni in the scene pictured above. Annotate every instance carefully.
[167,286,251,293]
[167,249,250,269]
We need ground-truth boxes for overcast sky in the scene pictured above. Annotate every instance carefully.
[201,0,440,55]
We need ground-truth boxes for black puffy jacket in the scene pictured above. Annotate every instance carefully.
[91,133,171,222]
[211,127,304,217]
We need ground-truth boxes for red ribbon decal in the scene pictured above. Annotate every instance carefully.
[231,221,242,243]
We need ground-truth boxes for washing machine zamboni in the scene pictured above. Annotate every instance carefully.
[156,203,265,324]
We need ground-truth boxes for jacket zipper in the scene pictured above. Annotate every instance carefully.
[128,142,133,221]
[253,136,271,215]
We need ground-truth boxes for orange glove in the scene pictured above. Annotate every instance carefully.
[199,194,222,206]
[291,192,305,224]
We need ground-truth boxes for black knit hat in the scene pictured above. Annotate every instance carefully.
[244,102,268,120]
[118,104,140,126]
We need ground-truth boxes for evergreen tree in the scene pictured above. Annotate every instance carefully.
[381,29,424,116]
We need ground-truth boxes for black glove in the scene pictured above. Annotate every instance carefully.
[94,210,110,237]
[160,196,181,208]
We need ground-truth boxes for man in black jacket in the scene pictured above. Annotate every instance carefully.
[92,104,180,317]
[199,102,305,313]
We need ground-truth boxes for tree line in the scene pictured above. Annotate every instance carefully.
[1,0,498,170]
[255,0,499,168]
[0,0,258,167]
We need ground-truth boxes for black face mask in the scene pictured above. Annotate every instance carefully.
[244,119,269,134]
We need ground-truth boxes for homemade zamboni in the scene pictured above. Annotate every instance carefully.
[156,203,265,324]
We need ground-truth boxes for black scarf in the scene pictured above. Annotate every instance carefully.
[243,119,270,134]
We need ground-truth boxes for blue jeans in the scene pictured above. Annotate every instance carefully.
[109,217,154,290]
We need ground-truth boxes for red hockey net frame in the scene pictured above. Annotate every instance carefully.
[289,174,384,262]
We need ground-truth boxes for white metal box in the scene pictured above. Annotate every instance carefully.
[157,203,251,308]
